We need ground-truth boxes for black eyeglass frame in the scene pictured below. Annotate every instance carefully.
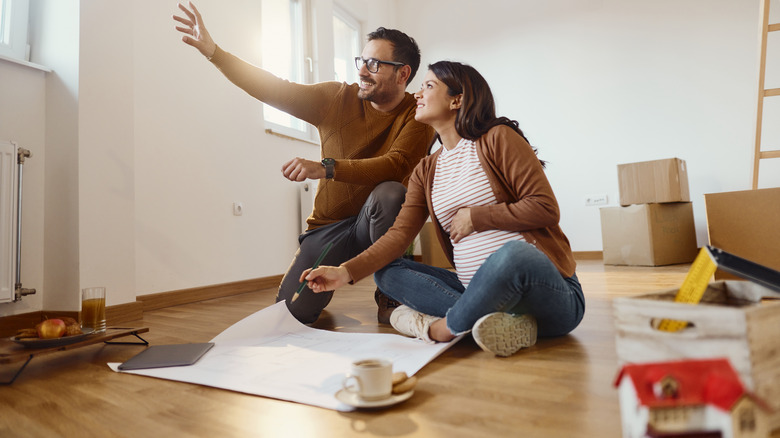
[354,57,405,73]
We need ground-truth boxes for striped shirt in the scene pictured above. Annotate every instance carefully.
[431,138,525,287]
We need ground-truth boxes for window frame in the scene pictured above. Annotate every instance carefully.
[332,5,361,86]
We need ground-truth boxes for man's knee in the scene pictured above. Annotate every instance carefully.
[281,293,332,324]
[369,181,406,211]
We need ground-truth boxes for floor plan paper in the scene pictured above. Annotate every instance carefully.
[109,301,462,411]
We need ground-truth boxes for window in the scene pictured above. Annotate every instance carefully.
[739,406,756,431]
[332,7,360,85]
[261,0,315,141]
[0,0,29,62]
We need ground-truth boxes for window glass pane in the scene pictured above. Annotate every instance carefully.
[0,0,29,61]
[261,0,307,132]
[1,0,9,44]
[333,13,359,85]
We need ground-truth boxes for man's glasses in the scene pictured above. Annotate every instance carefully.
[354,57,405,74]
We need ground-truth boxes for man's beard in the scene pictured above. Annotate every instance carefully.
[357,88,373,101]
[357,77,376,101]
[357,76,393,105]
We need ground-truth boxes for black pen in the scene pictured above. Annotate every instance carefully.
[291,242,334,302]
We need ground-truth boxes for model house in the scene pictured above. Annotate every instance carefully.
[615,358,772,438]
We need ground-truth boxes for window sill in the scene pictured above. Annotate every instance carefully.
[265,128,319,146]
[0,54,50,72]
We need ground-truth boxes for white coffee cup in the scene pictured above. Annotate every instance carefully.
[342,358,393,401]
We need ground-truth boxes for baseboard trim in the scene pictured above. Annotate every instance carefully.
[0,275,283,336]
[137,275,283,311]
[108,301,144,325]
[0,312,46,337]
[573,251,603,260]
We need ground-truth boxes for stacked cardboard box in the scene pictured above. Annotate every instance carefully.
[600,158,698,266]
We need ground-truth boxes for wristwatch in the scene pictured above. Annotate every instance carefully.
[322,158,335,179]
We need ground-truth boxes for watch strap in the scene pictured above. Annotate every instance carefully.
[322,158,335,179]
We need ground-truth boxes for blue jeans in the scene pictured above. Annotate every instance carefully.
[374,240,585,337]
[277,181,406,324]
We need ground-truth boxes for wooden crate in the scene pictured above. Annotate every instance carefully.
[613,281,780,426]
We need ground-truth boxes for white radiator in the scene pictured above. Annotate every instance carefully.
[0,141,34,303]
[0,141,17,303]
[299,180,317,235]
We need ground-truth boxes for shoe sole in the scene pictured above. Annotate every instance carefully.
[472,313,537,357]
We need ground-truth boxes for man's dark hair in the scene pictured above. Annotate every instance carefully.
[367,27,420,85]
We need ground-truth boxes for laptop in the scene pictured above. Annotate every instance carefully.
[118,342,215,370]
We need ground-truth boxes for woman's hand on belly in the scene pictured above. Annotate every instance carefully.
[449,208,474,243]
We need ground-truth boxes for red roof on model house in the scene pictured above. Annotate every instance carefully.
[614,358,770,412]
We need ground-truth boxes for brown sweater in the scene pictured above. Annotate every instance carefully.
[209,47,435,229]
[343,124,577,282]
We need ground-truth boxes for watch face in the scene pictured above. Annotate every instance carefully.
[322,158,335,165]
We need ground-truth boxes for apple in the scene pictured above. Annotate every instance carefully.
[37,318,67,339]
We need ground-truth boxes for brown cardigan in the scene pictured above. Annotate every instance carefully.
[209,46,435,229]
[343,124,576,282]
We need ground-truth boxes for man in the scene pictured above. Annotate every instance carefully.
[173,3,435,324]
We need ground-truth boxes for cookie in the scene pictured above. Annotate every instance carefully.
[15,328,39,339]
[392,371,408,386]
[392,375,417,394]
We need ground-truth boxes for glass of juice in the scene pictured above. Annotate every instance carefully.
[81,287,106,332]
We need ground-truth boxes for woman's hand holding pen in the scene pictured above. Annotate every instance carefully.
[300,266,352,293]
[173,2,217,59]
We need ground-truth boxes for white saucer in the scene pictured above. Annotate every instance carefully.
[335,388,414,409]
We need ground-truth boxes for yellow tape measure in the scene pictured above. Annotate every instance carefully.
[657,247,718,332]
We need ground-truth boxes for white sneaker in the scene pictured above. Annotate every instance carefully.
[389,305,440,343]
[472,313,537,357]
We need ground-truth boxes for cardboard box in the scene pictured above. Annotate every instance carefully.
[618,158,690,206]
[613,280,780,428]
[705,187,780,280]
[600,202,697,266]
[419,222,452,269]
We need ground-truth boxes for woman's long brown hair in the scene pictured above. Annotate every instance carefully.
[428,61,544,166]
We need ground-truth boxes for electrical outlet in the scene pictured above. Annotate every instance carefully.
[233,202,243,216]
[584,194,608,206]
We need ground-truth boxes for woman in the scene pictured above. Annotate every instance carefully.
[302,61,585,357]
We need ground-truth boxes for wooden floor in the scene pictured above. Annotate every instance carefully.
[0,261,772,437]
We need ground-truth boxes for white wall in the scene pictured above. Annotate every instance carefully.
[1,0,778,315]
[397,0,780,251]
[132,0,294,297]
[78,0,136,306]
[33,0,80,311]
